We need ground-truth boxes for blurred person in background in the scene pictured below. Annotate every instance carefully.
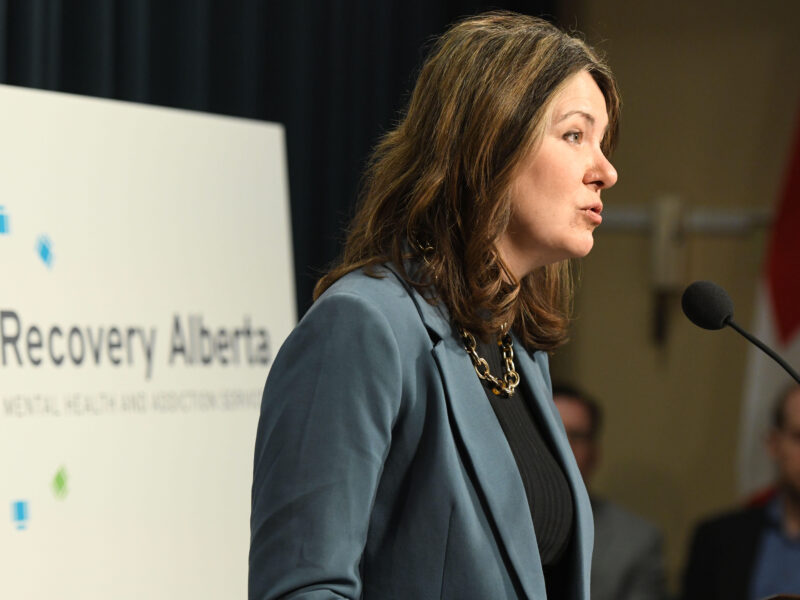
[250,11,621,600]
[553,384,667,600]
[682,385,800,600]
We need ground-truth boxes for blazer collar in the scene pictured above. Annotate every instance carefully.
[383,261,451,342]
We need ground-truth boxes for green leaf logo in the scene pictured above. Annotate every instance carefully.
[52,466,68,500]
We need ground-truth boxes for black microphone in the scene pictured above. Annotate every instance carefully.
[681,280,800,384]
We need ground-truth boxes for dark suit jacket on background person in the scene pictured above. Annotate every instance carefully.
[249,265,594,599]
[682,505,767,600]
[591,497,666,600]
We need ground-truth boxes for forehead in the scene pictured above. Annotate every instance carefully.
[548,70,609,126]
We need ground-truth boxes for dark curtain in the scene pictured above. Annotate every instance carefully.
[0,0,555,315]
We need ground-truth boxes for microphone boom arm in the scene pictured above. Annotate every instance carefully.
[727,318,800,384]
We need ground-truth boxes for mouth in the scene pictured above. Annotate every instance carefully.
[581,202,603,225]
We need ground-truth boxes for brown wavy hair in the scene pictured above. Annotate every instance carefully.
[314,11,620,351]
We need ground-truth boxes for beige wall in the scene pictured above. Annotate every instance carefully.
[552,0,800,593]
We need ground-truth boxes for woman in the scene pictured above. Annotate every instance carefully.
[250,11,619,600]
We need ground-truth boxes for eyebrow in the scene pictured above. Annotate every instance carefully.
[556,110,595,125]
[556,109,609,135]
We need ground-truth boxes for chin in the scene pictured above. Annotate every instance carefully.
[568,237,595,259]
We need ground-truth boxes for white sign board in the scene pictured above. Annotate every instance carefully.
[0,85,295,599]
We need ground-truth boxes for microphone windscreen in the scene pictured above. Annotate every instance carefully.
[681,280,734,330]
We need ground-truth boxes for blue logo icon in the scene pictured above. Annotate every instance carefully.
[36,235,53,268]
[11,500,28,530]
[0,206,8,234]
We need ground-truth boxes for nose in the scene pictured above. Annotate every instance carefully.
[585,150,618,191]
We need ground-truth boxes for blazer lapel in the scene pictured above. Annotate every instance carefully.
[432,339,547,600]
[515,342,594,599]
[383,265,547,599]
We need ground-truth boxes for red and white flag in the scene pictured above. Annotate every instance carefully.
[738,109,800,496]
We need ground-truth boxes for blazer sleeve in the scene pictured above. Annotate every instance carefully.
[249,291,404,600]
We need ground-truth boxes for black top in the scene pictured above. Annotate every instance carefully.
[475,336,574,594]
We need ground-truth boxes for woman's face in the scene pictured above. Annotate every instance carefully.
[496,70,617,279]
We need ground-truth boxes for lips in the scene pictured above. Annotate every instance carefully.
[582,201,603,224]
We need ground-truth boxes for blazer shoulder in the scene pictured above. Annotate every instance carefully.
[323,265,408,301]
[691,504,766,543]
[682,505,765,599]
[308,266,433,343]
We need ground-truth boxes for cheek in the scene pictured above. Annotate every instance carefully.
[508,187,548,235]
[528,151,578,194]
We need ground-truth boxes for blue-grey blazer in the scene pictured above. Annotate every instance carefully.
[249,265,593,599]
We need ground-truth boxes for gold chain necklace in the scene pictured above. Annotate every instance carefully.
[458,326,520,397]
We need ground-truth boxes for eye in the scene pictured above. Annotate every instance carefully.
[563,130,583,144]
